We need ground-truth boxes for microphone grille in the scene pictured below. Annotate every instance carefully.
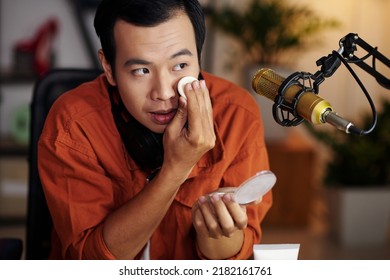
[252,68,284,100]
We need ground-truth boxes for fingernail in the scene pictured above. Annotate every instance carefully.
[199,196,207,204]
[193,80,200,89]
[210,193,220,202]
[185,83,193,91]
[223,193,233,202]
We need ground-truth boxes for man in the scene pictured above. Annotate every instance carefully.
[38,0,272,260]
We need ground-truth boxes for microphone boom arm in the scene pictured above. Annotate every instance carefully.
[283,33,390,135]
[313,33,390,90]
[340,33,390,89]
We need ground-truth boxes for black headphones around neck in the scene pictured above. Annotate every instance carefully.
[109,87,164,172]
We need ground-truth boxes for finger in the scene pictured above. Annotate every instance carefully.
[181,84,215,156]
[223,194,248,230]
[200,80,213,120]
[198,195,223,239]
[186,81,213,133]
[193,80,213,125]
[166,97,188,134]
[185,81,202,133]
[192,203,209,237]
[209,194,237,237]
[195,82,216,149]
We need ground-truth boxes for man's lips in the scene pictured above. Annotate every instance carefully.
[150,109,177,125]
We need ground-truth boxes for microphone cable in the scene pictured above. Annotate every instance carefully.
[332,49,377,135]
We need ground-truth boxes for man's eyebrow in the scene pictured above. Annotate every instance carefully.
[123,49,193,67]
[170,49,193,59]
[123,58,152,67]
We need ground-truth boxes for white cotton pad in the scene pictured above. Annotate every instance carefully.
[177,76,198,99]
[234,170,276,205]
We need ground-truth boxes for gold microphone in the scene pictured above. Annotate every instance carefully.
[252,68,361,134]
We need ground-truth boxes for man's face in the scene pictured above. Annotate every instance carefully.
[104,12,200,133]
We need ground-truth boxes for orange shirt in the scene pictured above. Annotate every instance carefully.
[38,71,272,259]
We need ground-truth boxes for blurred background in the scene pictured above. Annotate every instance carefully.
[0,0,389,259]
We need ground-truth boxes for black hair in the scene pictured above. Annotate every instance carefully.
[94,0,206,71]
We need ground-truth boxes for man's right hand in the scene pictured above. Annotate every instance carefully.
[162,79,216,178]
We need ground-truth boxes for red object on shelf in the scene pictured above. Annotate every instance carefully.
[13,18,59,77]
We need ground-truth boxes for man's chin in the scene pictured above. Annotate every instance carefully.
[147,124,166,135]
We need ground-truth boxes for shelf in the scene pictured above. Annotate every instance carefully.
[0,71,37,85]
[0,136,28,157]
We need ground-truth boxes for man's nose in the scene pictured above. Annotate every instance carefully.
[151,74,177,101]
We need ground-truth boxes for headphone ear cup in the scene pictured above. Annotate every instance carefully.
[123,124,164,171]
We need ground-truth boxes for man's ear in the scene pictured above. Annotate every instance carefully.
[98,49,117,86]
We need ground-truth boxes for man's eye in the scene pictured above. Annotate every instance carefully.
[132,68,150,76]
[173,63,187,71]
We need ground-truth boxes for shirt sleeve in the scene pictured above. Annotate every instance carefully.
[38,128,118,259]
